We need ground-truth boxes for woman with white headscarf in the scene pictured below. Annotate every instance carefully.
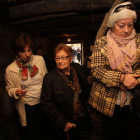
[89,2,140,140]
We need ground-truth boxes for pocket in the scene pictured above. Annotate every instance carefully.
[53,90,64,104]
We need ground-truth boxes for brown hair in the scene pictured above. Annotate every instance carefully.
[11,33,34,57]
[54,43,73,58]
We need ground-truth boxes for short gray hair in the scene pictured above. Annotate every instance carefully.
[107,2,137,27]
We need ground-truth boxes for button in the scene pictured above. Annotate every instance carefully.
[107,83,111,87]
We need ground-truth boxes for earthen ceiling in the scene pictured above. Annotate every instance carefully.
[0,0,140,37]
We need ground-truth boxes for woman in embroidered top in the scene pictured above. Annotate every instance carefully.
[5,33,47,140]
[41,43,90,140]
[88,2,140,140]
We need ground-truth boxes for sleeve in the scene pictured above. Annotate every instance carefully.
[134,69,140,86]
[41,56,48,76]
[5,68,20,99]
[91,38,122,88]
[40,74,69,130]
[134,68,140,84]
[133,33,140,86]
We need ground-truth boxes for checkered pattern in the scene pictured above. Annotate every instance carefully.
[89,33,140,117]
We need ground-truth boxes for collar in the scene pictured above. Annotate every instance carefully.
[9,55,40,73]
[100,34,140,64]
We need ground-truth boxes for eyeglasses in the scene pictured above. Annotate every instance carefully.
[113,4,136,14]
[55,56,69,61]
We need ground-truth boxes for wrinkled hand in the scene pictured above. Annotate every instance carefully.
[122,74,140,90]
[64,122,76,132]
[16,89,27,97]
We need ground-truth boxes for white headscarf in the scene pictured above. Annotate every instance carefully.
[107,2,137,27]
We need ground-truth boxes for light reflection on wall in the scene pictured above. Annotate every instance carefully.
[67,43,81,65]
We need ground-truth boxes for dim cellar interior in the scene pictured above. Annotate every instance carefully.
[0,0,140,140]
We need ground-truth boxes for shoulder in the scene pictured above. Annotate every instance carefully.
[136,33,140,38]
[6,60,15,69]
[44,68,58,79]
[33,55,45,63]
[136,33,140,41]
[94,36,107,45]
[33,55,43,61]
[93,36,107,55]
[5,60,17,72]
[71,63,86,77]
[43,68,62,86]
[135,33,140,46]
[71,62,82,70]
[93,36,107,51]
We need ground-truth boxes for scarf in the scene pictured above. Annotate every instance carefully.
[16,55,38,80]
[107,29,136,106]
[56,65,85,120]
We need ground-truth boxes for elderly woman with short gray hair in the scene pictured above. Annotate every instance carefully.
[88,2,140,140]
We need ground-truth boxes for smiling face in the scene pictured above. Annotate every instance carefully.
[55,50,72,73]
[111,18,134,38]
[18,45,32,61]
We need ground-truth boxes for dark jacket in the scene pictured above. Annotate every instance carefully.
[40,63,88,130]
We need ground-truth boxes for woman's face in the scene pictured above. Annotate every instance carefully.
[55,50,72,71]
[111,18,134,38]
[18,45,32,61]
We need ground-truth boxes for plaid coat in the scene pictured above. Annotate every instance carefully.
[88,33,140,117]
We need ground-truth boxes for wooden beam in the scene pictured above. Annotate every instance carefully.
[4,10,106,26]
[7,0,113,19]
[21,24,99,37]
[5,13,82,26]
[7,14,99,29]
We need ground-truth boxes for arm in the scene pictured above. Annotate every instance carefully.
[5,68,27,98]
[133,69,140,86]
[40,56,48,75]
[40,74,69,130]
[91,39,122,88]
[132,33,140,86]
[5,68,20,99]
